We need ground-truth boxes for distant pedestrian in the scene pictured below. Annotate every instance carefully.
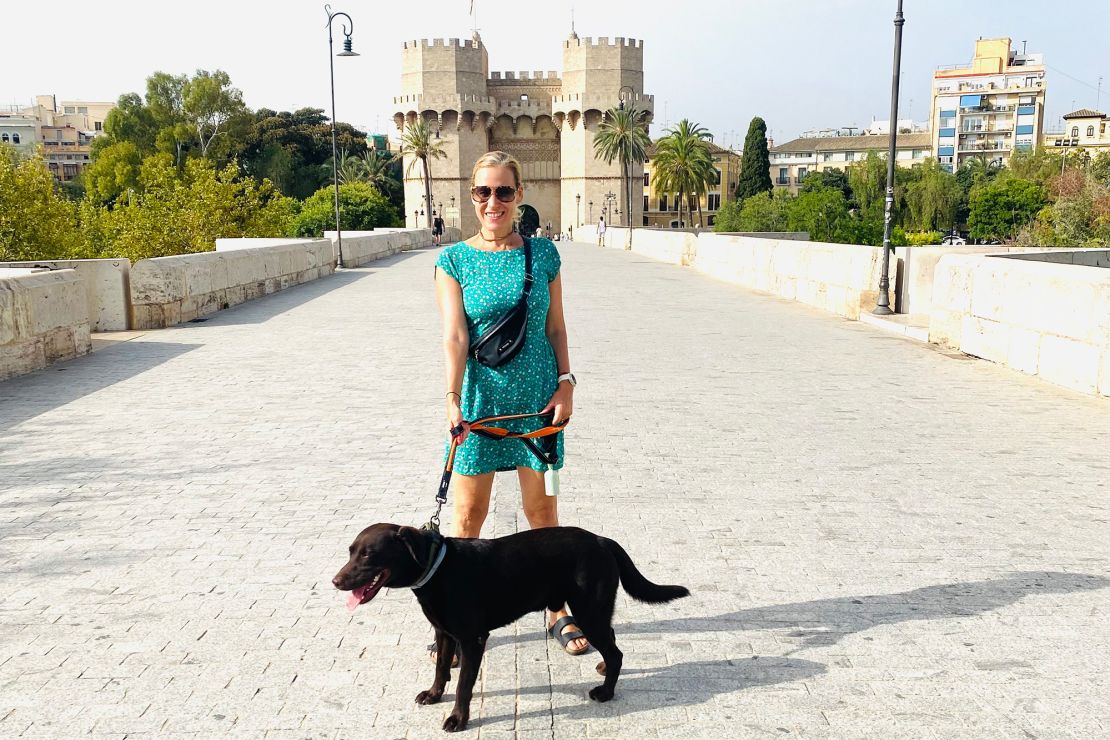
[597,216,606,246]
[432,212,445,246]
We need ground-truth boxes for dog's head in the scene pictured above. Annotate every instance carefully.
[332,523,430,609]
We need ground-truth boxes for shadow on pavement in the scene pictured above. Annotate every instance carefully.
[472,656,826,726]
[0,341,200,434]
[487,571,1110,654]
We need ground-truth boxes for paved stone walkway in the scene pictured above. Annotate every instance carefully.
[2,242,1109,739]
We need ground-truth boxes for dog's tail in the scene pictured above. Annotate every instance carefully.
[603,538,690,604]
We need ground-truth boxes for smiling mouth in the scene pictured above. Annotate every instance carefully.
[345,568,390,611]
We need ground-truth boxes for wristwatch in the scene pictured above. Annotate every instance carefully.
[557,372,577,387]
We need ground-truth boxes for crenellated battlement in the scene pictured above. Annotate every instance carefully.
[489,71,561,81]
[402,37,482,49]
[563,36,643,49]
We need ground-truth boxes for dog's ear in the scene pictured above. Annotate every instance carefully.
[395,526,426,566]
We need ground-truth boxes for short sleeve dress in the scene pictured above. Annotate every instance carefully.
[435,236,564,475]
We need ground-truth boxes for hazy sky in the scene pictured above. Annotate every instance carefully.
[3,0,1108,147]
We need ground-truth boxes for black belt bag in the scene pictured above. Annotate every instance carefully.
[470,238,533,368]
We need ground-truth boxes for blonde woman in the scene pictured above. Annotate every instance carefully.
[434,151,586,657]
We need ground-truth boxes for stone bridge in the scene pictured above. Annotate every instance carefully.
[2,241,1109,737]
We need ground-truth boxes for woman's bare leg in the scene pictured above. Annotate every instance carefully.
[517,467,588,653]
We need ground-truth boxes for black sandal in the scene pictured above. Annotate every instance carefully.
[546,614,590,656]
[427,641,460,667]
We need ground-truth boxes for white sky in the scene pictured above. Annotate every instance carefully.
[3,0,1108,146]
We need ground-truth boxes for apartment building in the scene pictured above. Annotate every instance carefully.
[9,95,114,181]
[769,131,932,194]
[1043,108,1110,157]
[930,37,1046,172]
[642,139,742,228]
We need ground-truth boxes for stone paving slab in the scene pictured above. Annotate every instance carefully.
[1,243,1109,738]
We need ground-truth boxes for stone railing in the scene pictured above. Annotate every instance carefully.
[0,258,131,331]
[130,239,335,329]
[1,268,91,381]
[931,251,1110,397]
[325,227,460,267]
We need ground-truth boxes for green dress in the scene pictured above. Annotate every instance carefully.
[435,236,565,475]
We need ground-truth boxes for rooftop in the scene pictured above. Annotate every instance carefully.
[771,132,932,154]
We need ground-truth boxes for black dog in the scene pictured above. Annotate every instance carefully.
[333,523,689,732]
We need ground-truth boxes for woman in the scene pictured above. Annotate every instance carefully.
[434,150,587,656]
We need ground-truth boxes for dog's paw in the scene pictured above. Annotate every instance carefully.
[442,711,468,732]
[588,684,614,703]
[416,689,443,705]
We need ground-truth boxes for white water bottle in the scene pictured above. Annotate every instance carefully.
[544,465,560,497]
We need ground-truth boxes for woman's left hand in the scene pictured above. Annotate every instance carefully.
[541,383,574,426]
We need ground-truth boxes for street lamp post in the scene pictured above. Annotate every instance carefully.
[617,85,635,249]
[588,200,594,223]
[450,195,456,228]
[873,0,904,316]
[325,4,358,270]
[575,193,581,229]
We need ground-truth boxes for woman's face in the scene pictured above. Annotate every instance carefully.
[472,166,522,234]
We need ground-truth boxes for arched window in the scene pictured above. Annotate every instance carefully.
[1071,126,1079,137]
[0,133,8,142]
[1087,126,1095,137]
[11,133,19,144]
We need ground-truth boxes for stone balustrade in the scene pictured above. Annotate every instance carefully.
[0,268,91,381]
[931,251,1110,397]
[0,259,132,331]
[325,227,460,267]
[130,239,336,329]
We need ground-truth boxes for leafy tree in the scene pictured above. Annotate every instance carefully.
[801,168,852,204]
[183,69,249,161]
[86,155,298,262]
[290,182,401,237]
[903,158,961,231]
[593,103,652,234]
[83,141,144,206]
[650,119,714,228]
[968,176,1047,242]
[0,145,87,260]
[398,118,446,228]
[718,190,791,232]
[97,92,158,157]
[848,152,887,213]
[786,185,850,242]
[735,116,772,200]
[1090,151,1110,187]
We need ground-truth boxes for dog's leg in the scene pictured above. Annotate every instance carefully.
[416,629,455,705]
[442,632,487,732]
[571,606,623,703]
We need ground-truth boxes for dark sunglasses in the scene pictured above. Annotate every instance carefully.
[471,185,518,203]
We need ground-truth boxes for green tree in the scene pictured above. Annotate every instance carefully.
[786,186,850,242]
[650,119,714,228]
[290,182,401,237]
[1090,151,1110,187]
[0,145,86,261]
[86,155,298,262]
[97,92,158,156]
[800,168,852,204]
[723,189,791,232]
[593,103,652,236]
[968,176,1047,242]
[83,141,144,206]
[398,118,446,228]
[735,116,772,200]
[903,158,962,231]
[183,69,249,161]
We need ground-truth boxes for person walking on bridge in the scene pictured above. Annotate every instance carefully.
[433,150,587,657]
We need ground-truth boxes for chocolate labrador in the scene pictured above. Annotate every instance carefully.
[333,523,689,732]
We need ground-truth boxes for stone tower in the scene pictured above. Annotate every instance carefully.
[555,35,652,234]
[393,32,652,237]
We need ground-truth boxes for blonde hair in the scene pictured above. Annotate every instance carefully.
[470,150,524,189]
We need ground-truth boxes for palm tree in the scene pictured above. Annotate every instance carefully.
[652,119,715,229]
[358,151,401,196]
[398,118,446,228]
[329,149,366,185]
[592,103,651,247]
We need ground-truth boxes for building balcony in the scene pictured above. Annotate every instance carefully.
[958,142,1008,152]
[959,105,1015,114]
[775,178,790,185]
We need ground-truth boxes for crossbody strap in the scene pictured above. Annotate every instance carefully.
[521,237,534,298]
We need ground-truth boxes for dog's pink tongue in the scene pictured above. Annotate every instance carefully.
[346,587,365,612]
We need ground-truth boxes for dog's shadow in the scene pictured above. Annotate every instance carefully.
[472,654,825,727]
[487,570,1110,655]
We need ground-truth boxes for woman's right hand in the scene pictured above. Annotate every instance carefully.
[447,399,469,444]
